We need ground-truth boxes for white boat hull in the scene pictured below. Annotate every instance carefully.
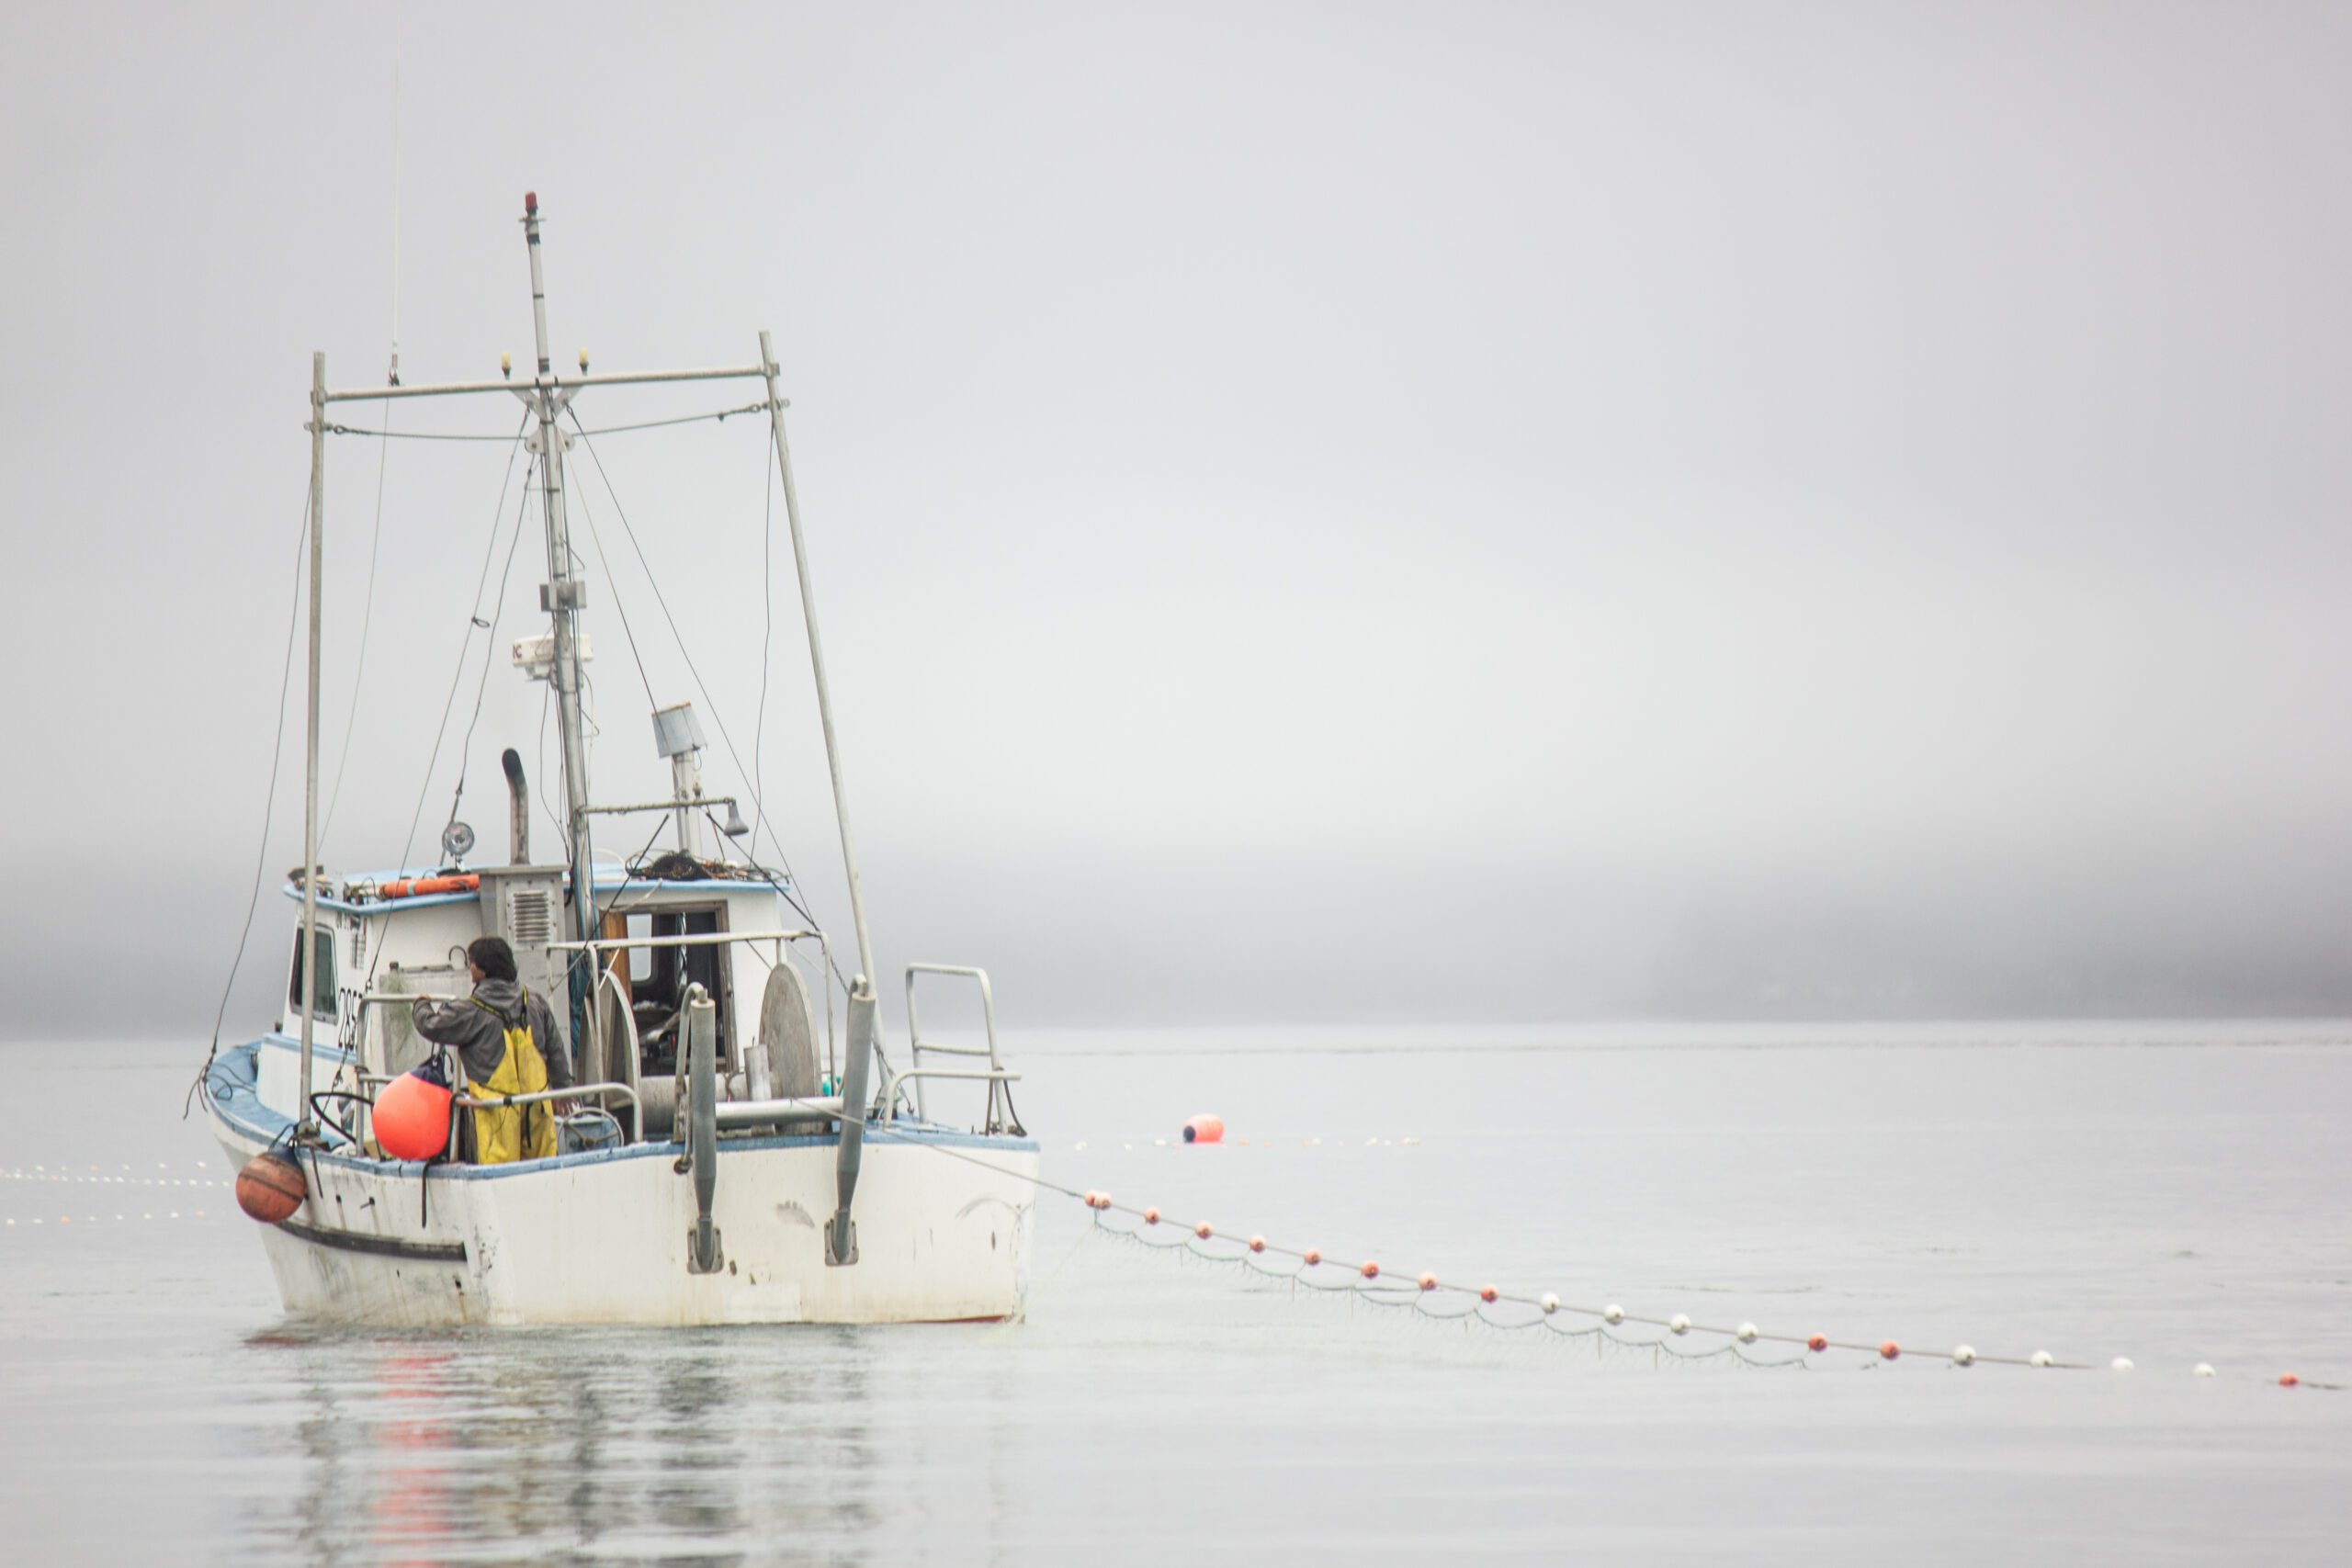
[207,1043,1036,1326]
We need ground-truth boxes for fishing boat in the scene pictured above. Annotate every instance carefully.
[199,193,1038,1325]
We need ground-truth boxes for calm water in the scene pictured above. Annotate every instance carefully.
[4,1023,2349,1564]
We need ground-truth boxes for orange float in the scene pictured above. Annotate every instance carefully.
[1182,1114,1224,1145]
[379,874,481,899]
[235,1152,306,1223]
[374,1068,455,1160]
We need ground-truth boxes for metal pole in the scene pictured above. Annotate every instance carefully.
[758,330,875,986]
[759,331,878,1268]
[297,352,326,1139]
[684,984,723,1273]
[521,195,598,973]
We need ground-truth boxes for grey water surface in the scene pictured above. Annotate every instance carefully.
[4,1025,2348,1564]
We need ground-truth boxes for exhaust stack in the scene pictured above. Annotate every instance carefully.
[502,748,530,865]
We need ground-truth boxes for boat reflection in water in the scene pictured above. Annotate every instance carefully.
[251,1324,1023,1563]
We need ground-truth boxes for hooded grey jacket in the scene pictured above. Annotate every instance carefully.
[410,977,576,1091]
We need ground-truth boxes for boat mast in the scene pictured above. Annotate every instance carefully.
[519,193,597,962]
[295,352,327,1141]
[759,331,875,987]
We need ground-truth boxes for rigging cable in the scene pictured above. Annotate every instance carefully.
[436,450,539,854]
[186,488,312,1116]
[322,10,403,854]
[559,453,659,712]
[322,400,771,443]
[565,411,847,987]
[318,399,392,852]
[397,415,533,868]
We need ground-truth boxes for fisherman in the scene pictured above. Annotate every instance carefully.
[410,936,575,1163]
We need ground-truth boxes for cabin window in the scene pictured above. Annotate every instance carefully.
[288,924,336,1021]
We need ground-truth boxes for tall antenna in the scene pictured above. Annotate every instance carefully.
[387,6,402,386]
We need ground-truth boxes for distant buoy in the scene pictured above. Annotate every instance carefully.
[2280,1373,2300,1388]
[1880,1340,1900,1360]
[1603,1303,1624,1324]
[1807,1335,1827,1353]
[1249,1235,1266,1253]
[1091,1191,1112,1210]
[1144,1208,1160,1225]
[1539,1292,1559,1314]
[1303,1247,1321,1267]
[1361,1260,1380,1279]
[373,1068,453,1160]
[1670,1314,1691,1336]
[2111,1357,2134,1373]
[1736,1323,1758,1344]
[2030,1350,2055,1367]
[1417,1272,1437,1292]
[1194,1221,1214,1239]
[1182,1114,1224,1145]
[1952,1346,1976,1366]
[1479,1284,1498,1303]
[2193,1363,2216,1378]
[234,1152,305,1224]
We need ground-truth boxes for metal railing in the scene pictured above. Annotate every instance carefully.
[899,964,1019,1132]
[448,1081,644,1155]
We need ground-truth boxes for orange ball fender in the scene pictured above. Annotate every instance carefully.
[375,1068,455,1161]
[235,1152,306,1224]
[1182,1114,1224,1145]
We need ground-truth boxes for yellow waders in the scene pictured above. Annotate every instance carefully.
[469,991,556,1163]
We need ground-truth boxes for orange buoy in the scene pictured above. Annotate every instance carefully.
[1194,1221,1214,1239]
[1807,1335,1827,1352]
[1249,1235,1266,1253]
[374,1068,454,1160]
[379,874,481,899]
[1418,1272,1437,1292]
[1144,1208,1161,1225]
[2280,1373,2300,1388]
[1479,1284,1498,1303]
[1303,1247,1321,1266]
[1182,1114,1224,1145]
[235,1152,306,1224]
[1880,1340,1901,1360]
[1361,1260,1380,1280]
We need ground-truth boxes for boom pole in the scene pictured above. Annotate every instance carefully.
[296,352,326,1140]
[761,329,879,1268]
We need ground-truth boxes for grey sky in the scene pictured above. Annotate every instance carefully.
[4,2,2348,1037]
